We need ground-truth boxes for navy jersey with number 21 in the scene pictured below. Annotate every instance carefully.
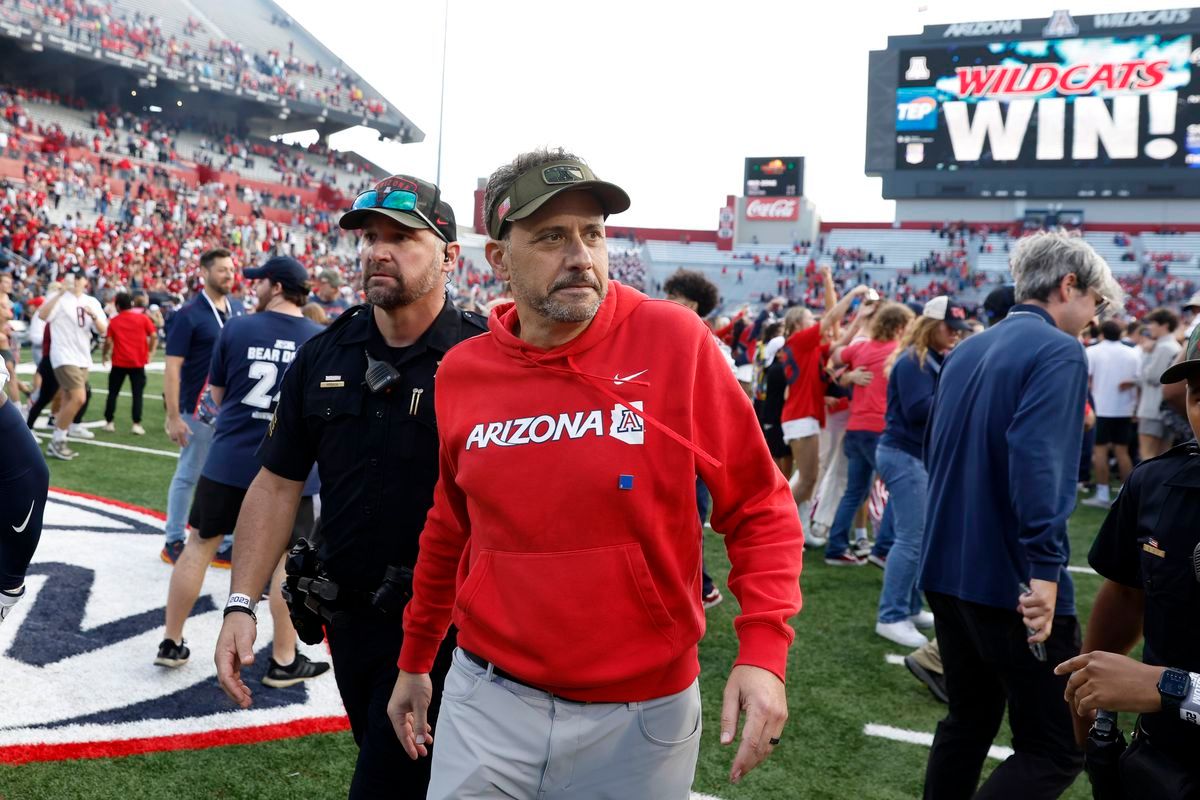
[202,311,323,490]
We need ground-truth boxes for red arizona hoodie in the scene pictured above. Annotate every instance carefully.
[398,281,804,702]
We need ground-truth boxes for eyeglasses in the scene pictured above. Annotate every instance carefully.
[351,188,448,243]
[1072,279,1107,317]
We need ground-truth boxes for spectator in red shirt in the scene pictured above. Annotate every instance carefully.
[824,302,914,565]
[778,272,857,535]
[101,291,158,435]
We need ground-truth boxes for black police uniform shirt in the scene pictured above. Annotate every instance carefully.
[258,299,487,591]
[1088,438,1200,758]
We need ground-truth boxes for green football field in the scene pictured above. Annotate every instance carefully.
[2,354,1110,799]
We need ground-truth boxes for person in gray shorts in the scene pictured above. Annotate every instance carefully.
[387,149,805,798]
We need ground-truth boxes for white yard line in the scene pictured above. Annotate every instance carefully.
[16,361,165,375]
[32,431,179,459]
[1067,565,1099,576]
[885,654,906,665]
[864,723,1014,761]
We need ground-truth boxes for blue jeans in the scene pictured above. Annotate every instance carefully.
[826,430,880,558]
[875,443,927,623]
[164,415,214,545]
[697,478,713,596]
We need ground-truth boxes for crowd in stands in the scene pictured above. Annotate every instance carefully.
[3,0,391,119]
[0,82,376,196]
[608,248,645,291]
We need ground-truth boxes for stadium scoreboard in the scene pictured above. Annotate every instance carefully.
[866,8,1200,199]
[744,157,804,197]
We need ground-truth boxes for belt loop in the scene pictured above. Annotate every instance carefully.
[485,662,496,679]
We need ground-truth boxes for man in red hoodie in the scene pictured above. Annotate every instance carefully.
[387,149,804,797]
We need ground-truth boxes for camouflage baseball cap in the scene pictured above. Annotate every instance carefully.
[487,158,630,240]
[1160,324,1200,384]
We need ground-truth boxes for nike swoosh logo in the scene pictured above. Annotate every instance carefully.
[13,501,34,533]
[613,370,648,386]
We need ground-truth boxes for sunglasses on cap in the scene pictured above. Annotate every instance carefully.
[350,188,448,243]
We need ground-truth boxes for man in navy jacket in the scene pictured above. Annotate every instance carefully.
[920,231,1121,799]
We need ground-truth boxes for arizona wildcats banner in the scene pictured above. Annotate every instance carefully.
[0,489,348,764]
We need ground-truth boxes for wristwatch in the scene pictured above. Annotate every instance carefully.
[1157,667,1191,712]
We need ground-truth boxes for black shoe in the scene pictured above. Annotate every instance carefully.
[904,653,948,704]
[154,638,190,668]
[262,652,331,688]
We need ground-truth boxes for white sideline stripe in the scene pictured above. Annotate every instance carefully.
[864,723,1014,761]
[1067,565,1099,576]
[885,654,906,665]
[16,361,165,375]
[33,431,179,459]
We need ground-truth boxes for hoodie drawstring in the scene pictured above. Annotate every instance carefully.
[511,349,722,470]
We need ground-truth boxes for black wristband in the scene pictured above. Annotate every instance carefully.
[223,604,257,623]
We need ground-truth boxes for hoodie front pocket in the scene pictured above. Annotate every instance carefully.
[455,543,677,691]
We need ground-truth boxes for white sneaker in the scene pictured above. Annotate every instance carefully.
[68,424,95,440]
[0,585,25,625]
[102,421,116,433]
[47,439,79,460]
[805,523,829,549]
[910,610,935,630]
[131,423,146,436]
[876,619,929,648]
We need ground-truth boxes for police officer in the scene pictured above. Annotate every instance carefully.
[213,175,486,799]
[1055,323,1200,797]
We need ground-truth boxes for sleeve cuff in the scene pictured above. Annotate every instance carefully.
[1028,561,1064,582]
[397,631,445,674]
[733,622,793,683]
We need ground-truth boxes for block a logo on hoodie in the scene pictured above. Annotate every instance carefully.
[609,401,644,445]
[465,402,644,450]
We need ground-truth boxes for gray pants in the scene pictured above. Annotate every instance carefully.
[429,648,701,799]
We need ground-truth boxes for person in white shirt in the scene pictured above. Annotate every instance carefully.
[37,271,107,461]
[1136,308,1183,460]
[1083,319,1142,507]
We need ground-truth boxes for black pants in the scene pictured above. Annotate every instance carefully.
[104,366,147,423]
[0,401,48,590]
[924,591,1084,800]
[325,611,456,800]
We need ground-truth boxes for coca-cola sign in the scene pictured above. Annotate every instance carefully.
[745,197,799,221]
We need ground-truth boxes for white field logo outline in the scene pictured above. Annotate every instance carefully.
[0,490,346,761]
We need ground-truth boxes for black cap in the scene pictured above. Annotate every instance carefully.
[1160,325,1200,384]
[983,285,1016,326]
[339,175,457,243]
[243,256,309,294]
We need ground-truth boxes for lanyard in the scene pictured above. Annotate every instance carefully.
[200,290,228,330]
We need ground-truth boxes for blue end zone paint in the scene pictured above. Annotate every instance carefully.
[32,645,306,729]
[9,563,215,667]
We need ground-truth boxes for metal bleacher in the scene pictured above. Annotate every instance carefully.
[1083,232,1139,275]
[821,228,951,270]
[189,0,369,107]
[1140,233,1200,275]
